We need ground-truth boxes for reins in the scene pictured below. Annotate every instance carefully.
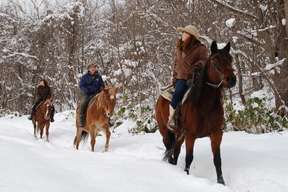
[205,55,224,89]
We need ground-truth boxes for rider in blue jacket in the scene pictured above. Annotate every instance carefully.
[79,63,104,128]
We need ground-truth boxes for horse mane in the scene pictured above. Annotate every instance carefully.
[88,90,108,111]
[189,63,207,104]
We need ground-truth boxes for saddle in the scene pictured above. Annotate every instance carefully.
[35,100,48,111]
[160,79,194,105]
[161,67,205,104]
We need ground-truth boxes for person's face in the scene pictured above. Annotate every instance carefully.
[89,66,97,75]
[39,80,45,86]
[182,32,191,41]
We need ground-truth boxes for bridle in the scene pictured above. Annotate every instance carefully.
[206,56,225,89]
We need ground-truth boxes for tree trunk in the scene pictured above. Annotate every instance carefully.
[235,54,246,104]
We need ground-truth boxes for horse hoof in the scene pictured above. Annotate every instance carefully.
[184,168,190,175]
[217,177,225,185]
[168,157,177,165]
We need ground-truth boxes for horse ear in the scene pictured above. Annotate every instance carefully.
[211,41,218,54]
[223,42,231,53]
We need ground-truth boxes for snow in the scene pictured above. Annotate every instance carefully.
[260,4,268,12]
[225,18,236,28]
[0,112,288,192]
[250,86,275,109]
[282,19,286,26]
[264,58,286,71]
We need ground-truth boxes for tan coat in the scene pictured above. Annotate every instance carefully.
[172,39,208,83]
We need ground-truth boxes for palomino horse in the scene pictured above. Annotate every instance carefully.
[32,97,53,141]
[74,85,120,152]
[155,41,236,185]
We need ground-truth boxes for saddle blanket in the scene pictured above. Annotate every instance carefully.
[160,86,191,105]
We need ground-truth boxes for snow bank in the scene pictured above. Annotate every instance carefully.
[0,112,287,192]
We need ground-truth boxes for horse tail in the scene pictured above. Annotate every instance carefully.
[74,129,89,146]
[80,131,89,142]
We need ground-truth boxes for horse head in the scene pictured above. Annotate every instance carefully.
[44,97,53,121]
[102,84,122,117]
[207,41,236,89]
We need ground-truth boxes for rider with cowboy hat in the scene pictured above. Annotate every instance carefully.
[168,25,209,130]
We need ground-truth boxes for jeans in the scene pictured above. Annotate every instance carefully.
[79,93,94,127]
[171,79,188,109]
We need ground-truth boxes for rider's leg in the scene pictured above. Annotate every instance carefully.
[167,79,188,130]
[79,94,92,128]
[28,98,42,120]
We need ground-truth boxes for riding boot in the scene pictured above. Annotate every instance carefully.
[167,105,176,131]
[50,106,55,122]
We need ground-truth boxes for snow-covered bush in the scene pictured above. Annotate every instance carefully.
[225,97,288,133]
[112,104,158,134]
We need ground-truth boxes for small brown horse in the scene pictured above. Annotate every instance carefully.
[32,97,53,141]
[155,41,236,185]
[74,85,120,152]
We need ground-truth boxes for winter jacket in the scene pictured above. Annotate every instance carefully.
[172,39,208,84]
[36,85,52,100]
[79,71,104,97]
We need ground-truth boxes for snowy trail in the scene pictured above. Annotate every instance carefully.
[0,112,287,192]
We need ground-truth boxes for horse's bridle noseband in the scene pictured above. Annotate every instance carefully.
[206,79,223,88]
[206,58,224,89]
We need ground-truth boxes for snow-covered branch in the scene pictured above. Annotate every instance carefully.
[209,0,257,19]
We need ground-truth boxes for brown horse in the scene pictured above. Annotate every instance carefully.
[155,41,236,185]
[74,85,120,152]
[32,97,53,141]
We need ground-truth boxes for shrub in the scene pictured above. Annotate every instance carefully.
[225,97,288,133]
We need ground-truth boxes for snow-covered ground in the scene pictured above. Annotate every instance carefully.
[0,111,287,192]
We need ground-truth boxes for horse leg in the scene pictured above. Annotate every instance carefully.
[45,123,50,142]
[33,121,37,138]
[39,124,44,139]
[90,126,96,152]
[210,131,225,185]
[75,128,82,150]
[168,133,184,165]
[184,134,196,175]
[104,124,111,152]
[163,130,175,151]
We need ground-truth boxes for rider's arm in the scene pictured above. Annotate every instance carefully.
[192,46,208,69]
[79,75,89,95]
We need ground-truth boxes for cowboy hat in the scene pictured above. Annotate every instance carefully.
[177,25,200,40]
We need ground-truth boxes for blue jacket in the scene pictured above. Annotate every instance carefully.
[79,71,104,96]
